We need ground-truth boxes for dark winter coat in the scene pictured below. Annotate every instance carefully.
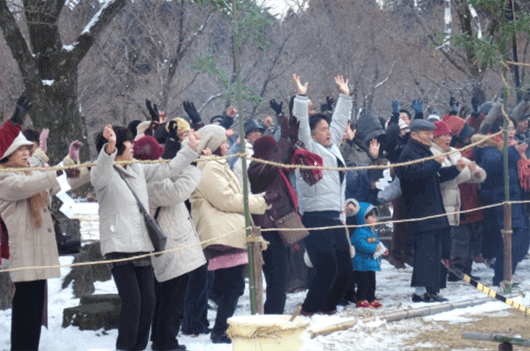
[396,138,460,235]
[248,137,297,228]
[472,134,525,230]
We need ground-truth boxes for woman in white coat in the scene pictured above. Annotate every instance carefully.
[133,131,205,351]
[91,125,197,351]
[431,120,486,281]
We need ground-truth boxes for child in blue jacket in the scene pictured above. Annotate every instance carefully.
[350,202,387,308]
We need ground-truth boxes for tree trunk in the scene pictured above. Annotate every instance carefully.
[0,0,127,164]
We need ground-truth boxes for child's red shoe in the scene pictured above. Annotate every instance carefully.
[356,300,372,308]
[370,300,383,308]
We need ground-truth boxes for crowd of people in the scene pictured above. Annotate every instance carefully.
[1,74,530,350]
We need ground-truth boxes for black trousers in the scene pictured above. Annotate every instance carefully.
[353,271,376,302]
[212,265,245,335]
[151,273,189,350]
[301,214,354,313]
[181,264,211,335]
[261,230,289,314]
[111,263,155,351]
[412,228,445,294]
[11,280,46,351]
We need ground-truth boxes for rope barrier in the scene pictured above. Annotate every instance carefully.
[2,199,529,275]
[0,226,251,274]
[0,130,503,173]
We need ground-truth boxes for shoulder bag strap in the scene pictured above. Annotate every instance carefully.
[118,172,148,215]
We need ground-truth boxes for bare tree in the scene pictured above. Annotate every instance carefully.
[0,0,127,162]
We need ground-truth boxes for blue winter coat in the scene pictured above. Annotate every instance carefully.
[350,202,381,272]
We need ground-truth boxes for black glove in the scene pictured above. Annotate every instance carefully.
[289,116,300,143]
[146,99,160,123]
[167,120,179,140]
[183,101,202,124]
[280,116,289,139]
[326,96,335,111]
[269,99,283,116]
[449,96,459,116]
[10,93,32,126]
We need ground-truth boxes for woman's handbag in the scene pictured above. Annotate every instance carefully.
[275,212,309,246]
[119,174,167,255]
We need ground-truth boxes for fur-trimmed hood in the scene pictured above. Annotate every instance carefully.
[471,133,503,152]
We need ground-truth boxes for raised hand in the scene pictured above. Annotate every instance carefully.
[326,96,335,111]
[269,99,283,116]
[289,116,300,143]
[183,101,201,124]
[369,138,380,159]
[411,99,423,114]
[188,130,201,150]
[167,120,178,140]
[69,141,83,162]
[449,96,460,115]
[335,75,350,96]
[103,124,116,154]
[391,100,399,115]
[39,128,49,152]
[146,99,160,123]
[292,74,308,95]
[10,92,33,125]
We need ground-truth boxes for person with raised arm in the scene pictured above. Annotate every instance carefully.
[292,74,354,316]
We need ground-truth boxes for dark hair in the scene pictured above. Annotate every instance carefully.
[212,147,223,157]
[0,157,8,164]
[365,208,378,219]
[23,129,40,145]
[95,126,134,156]
[309,113,328,134]
[489,117,516,134]
[399,109,411,120]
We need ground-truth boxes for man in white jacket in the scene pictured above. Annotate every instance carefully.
[292,74,354,316]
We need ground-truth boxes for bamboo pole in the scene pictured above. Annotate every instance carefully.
[309,297,492,339]
[502,86,513,292]
[251,226,264,315]
[231,0,257,315]
[461,332,530,347]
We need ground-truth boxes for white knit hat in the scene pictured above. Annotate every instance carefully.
[196,125,226,154]
[1,132,34,161]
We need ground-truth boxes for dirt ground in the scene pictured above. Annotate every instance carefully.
[405,309,530,350]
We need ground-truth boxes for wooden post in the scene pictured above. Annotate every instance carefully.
[251,226,264,314]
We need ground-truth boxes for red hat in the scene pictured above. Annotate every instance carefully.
[292,148,324,186]
[133,135,164,160]
[253,135,277,160]
[433,121,452,137]
[442,115,465,136]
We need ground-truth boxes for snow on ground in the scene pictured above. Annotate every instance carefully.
[1,201,530,351]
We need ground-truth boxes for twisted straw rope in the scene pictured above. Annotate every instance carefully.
[1,199,525,274]
[0,130,503,173]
